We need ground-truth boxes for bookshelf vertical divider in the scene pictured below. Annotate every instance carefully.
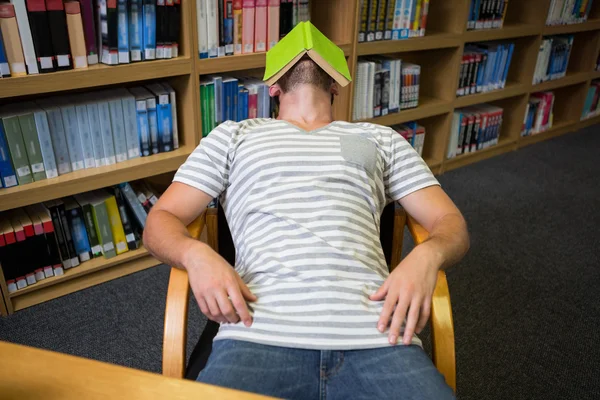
[2,0,600,314]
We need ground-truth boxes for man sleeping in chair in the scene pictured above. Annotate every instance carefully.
[144,22,469,400]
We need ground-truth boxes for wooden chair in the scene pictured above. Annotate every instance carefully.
[162,206,456,392]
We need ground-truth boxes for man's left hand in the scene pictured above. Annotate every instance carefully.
[369,242,441,345]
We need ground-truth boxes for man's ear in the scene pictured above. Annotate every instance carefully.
[269,84,282,98]
[330,82,340,96]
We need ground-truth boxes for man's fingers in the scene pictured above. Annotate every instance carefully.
[377,289,397,332]
[416,297,431,334]
[206,295,224,322]
[389,295,410,345]
[403,297,422,345]
[197,297,210,317]
[237,275,257,302]
[216,291,240,324]
[228,286,253,327]
[369,280,389,301]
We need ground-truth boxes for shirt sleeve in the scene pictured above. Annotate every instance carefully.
[384,129,440,202]
[172,121,238,198]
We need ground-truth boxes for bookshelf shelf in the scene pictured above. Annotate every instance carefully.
[443,138,517,172]
[0,148,191,213]
[591,70,600,79]
[359,97,453,126]
[463,23,540,42]
[454,82,527,108]
[0,58,193,100]
[578,114,600,129]
[518,120,576,148]
[356,32,461,56]
[531,71,590,92]
[542,19,600,35]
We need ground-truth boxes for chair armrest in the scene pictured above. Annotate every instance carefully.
[162,212,206,378]
[407,216,456,392]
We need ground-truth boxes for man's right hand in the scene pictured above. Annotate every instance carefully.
[184,241,257,326]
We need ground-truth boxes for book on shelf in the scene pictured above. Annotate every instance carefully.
[388,0,429,41]
[522,91,554,136]
[0,179,156,293]
[447,103,504,159]
[199,0,306,59]
[581,79,600,119]
[532,35,573,85]
[11,0,40,74]
[0,3,27,76]
[0,27,10,77]
[65,1,89,69]
[467,0,509,31]
[353,57,420,121]
[46,0,73,71]
[25,0,56,73]
[0,83,180,191]
[458,41,515,97]
[546,0,594,26]
[392,121,426,156]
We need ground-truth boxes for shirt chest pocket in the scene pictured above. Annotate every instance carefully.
[339,135,378,173]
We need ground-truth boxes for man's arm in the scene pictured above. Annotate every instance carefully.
[370,185,469,345]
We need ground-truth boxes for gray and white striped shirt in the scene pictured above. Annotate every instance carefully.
[173,118,439,350]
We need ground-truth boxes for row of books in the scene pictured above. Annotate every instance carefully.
[546,0,594,26]
[447,104,504,159]
[458,42,515,97]
[353,58,421,121]
[392,121,425,156]
[467,0,509,31]
[0,180,157,293]
[522,91,555,136]
[532,35,573,85]
[199,76,275,135]
[358,0,429,42]
[581,79,600,119]
[0,82,179,189]
[197,0,309,59]
[0,0,180,78]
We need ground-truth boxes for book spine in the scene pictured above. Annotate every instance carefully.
[279,0,292,39]
[91,200,117,258]
[0,4,27,75]
[166,84,179,149]
[156,0,166,58]
[2,117,34,184]
[292,0,298,26]
[375,0,386,41]
[100,0,118,65]
[217,0,225,56]
[384,0,394,40]
[233,0,243,54]
[37,212,63,275]
[44,0,71,70]
[104,195,129,254]
[146,96,160,153]
[156,94,173,151]
[206,0,218,57]
[420,0,429,35]
[223,0,234,55]
[135,98,151,156]
[108,98,129,162]
[143,0,156,59]
[0,28,10,76]
[66,204,92,262]
[64,1,88,69]
[120,94,142,159]
[113,186,137,249]
[42,107,71,175]
[32,110,58,179]
[97,101,117,165]
[115,0,129,63]
[56,201,80,267]
[85,102,106,167]
[267,0,279,50]
[366,0,376,42]
[81,203,102,257]
[298,0,308,21]
[129,0,144,61]
[242,0,255,54]
[46,203,72,268]
[0,122,18,187]
[25,0,55,73]
[171,0,181,57]
[11,0,39,74]
[163,0,174,58]
[198,0,208,58]
[16,113,45,181]
[120,182,148,229]
[78,0,98,64]
[381,69,390,116]
[71,104,94,169]
[411,0,422,37]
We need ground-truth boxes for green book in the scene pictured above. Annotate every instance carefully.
[208,83,215,130]
[200,83,207,136]
[0,117,33,185]
[263,21,352,87]
[18,112,46,182]
[88,192,117,259]
[74,193,103,258]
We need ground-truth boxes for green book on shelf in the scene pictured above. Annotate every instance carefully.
[18,112,46,182]
[207,83,215,129]
[263,21,352,87]
[0,116,33,185]
[88,192,117,259]
[73,192,103,258]
[200,82,208,136]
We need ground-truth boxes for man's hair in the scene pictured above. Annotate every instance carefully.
[277,55,334,93]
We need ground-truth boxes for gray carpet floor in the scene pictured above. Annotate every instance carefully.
[1,126,599,399]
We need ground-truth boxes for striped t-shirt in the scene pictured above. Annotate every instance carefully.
[173,118,439,350]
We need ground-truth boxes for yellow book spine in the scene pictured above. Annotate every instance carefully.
[412,0,422,36]
[104,195,129,255]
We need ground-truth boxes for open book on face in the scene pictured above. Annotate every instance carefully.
[263,21,351,87]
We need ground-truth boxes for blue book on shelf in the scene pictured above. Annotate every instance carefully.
[0,121,17,188]
[212,76,223,124]
[129,0,144,61]
[231,79,238,122]
[157,101,173,152]
[399,0,412,39]
[69,208,92,260]
[582,87,595,118]
[118,0,130,63]
[143,0,156,60]
[502,43,515,87]
[222,79,232,121]
[242,90,249,120]
[146,97,159,154]
[0,29,9,77]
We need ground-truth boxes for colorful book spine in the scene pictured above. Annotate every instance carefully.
[254,0,268,52]
[119,182,148,229]
[56,200,80,267]
[45,0,72,70]
[25,0,55,73]
[223,0,235,55]
[129,88,151,156]
[0,29,9,76]
[206,0,218,57]
[233,0,243,54]
[73,194,103,257]
[112,186,138,249]
[89,194,117,259]
[1,116,33,184]
[0,121,17,187]
[267,0,280,50]
[104,194,128,255]
[161,82,179,149]
[100,0,119,65]
[130,0,144,61]
[242,0,255,54]
[116,0,130,63]
[143,0,156,59]
[64,2,88,69]
[0,4,27,76]
[79,0,98,64]
[65,200,92,262]
[32,108,58,179]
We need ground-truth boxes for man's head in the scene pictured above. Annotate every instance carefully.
[268,56,339,103]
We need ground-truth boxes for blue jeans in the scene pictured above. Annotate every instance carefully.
[197,340,455,399]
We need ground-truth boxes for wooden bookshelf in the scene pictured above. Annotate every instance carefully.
[3,0,600,314]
